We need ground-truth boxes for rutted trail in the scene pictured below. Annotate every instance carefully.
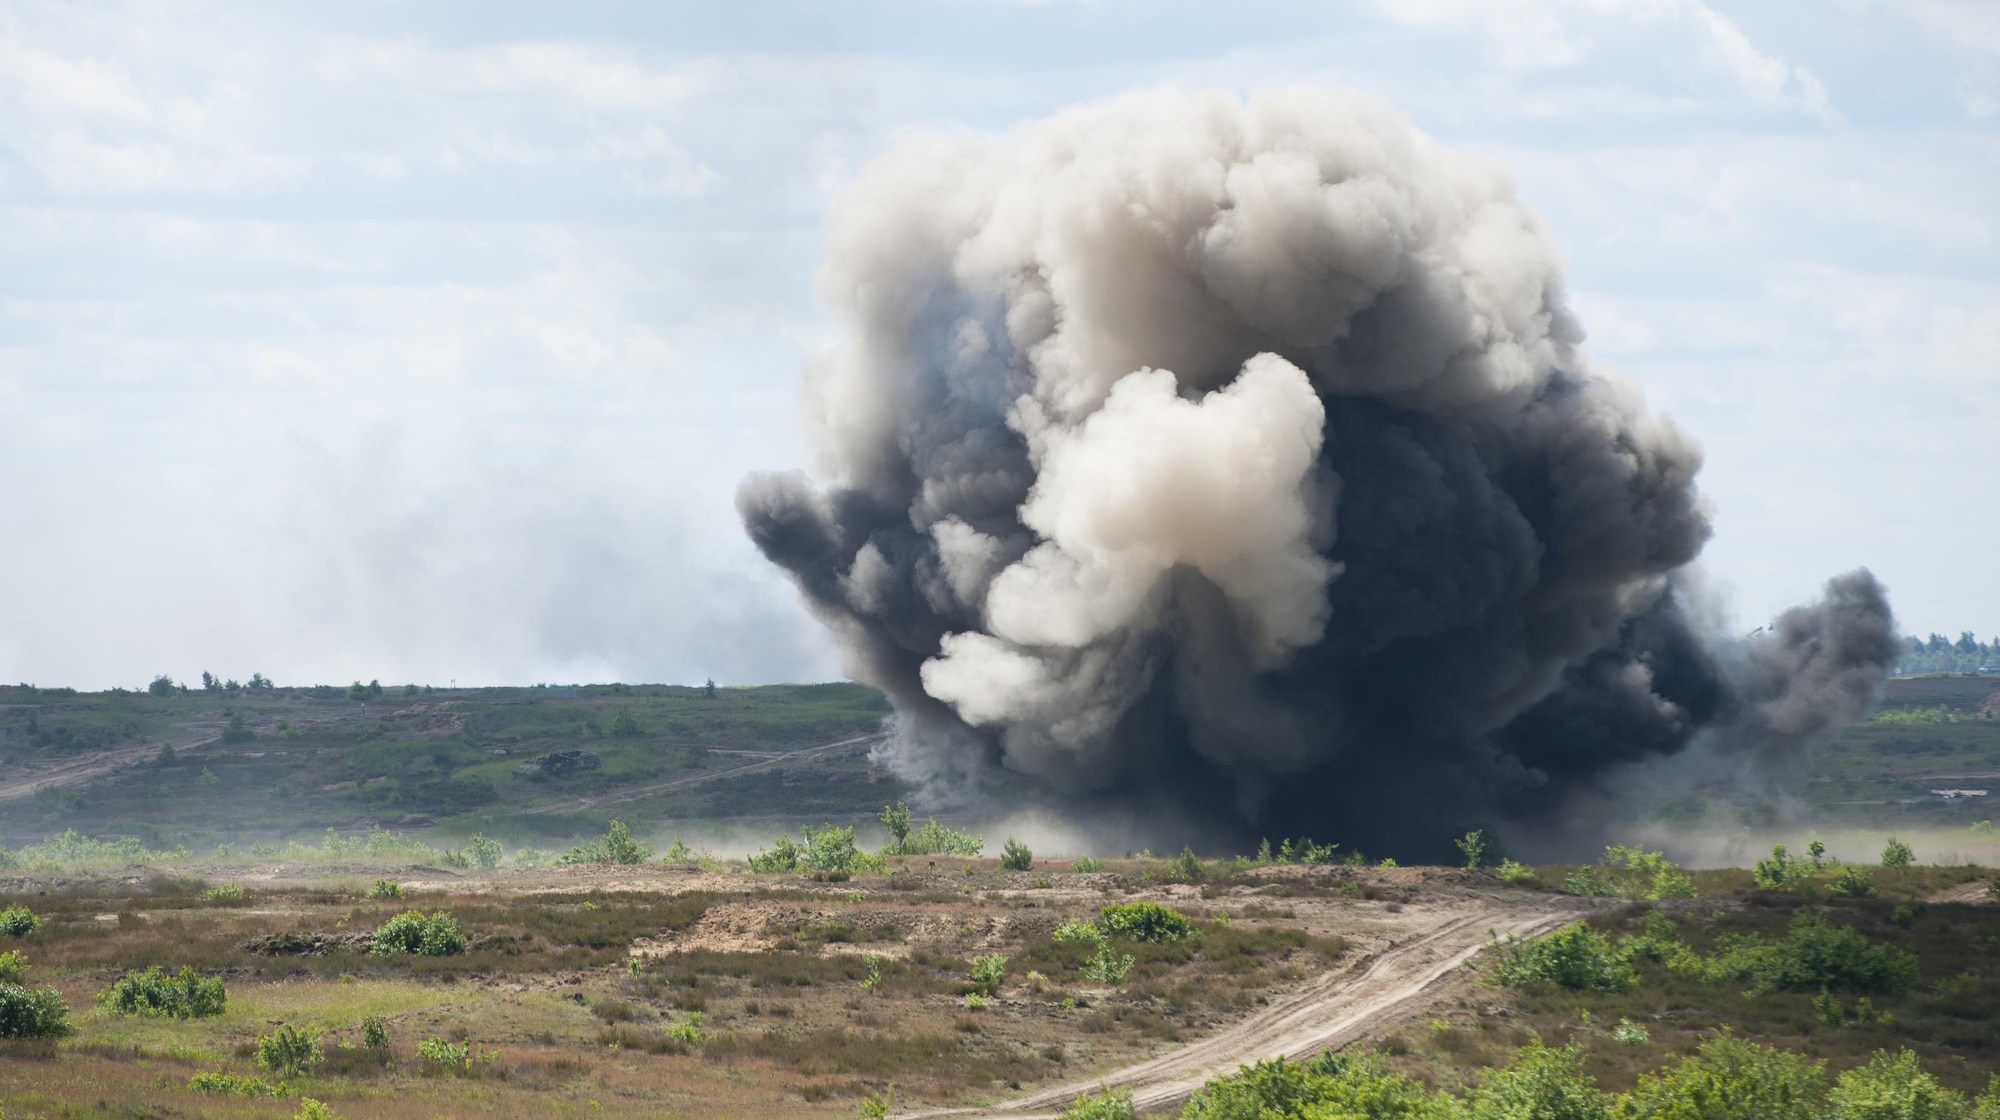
[902,896,1589,1120]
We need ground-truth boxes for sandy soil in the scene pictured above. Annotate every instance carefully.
[0,737,209,801]
[900,891,1593,1119]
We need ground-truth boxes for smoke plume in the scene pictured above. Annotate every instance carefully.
[739,87,1897,858]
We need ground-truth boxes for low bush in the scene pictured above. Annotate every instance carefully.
[1070,857,1105,873]
[1566,845,1697,900]
[293,1098,341,1120]
[0,907,38,937]
[0,950,26,984]
[366,879,402,899]
[257,1024,323,1077]
[418,1034,485,1074]
[1827,1049,1971,1120]
[1000,838,1034,872]
[0,983,71,1038]
[1697,913,1918,996]
[1057,1087,1136,1119]
[1753,845,1811,890]
[1100,902,1194,943]
[1486,921,1635,993]
[362,1015,390,1048]
[99,966,228,1018]
[1832,867,1874,897]
[188,1071,281,1096]
[1622,1032,1826,1120]
[747,823,883,875]
[1496,859,1536,884]
[373,910,468,956]
[201,882,246,904]
[560,820,652,865]
[970,954,1008,993]
[1879,837,1915,869]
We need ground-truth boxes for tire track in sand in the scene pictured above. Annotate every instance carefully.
[901,898,1587,1119]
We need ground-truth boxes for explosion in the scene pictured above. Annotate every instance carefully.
[740,87,1897,857]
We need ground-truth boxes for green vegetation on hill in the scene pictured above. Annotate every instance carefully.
[0,681,894,851]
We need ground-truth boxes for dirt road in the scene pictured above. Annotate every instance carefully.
[0,736,214,801]
[516,731,887,816]
[901,896,1587,1120]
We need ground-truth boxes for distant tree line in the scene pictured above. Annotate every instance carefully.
[1897,632,2000,675]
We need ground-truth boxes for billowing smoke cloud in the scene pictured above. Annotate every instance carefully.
[739,87,1897,858]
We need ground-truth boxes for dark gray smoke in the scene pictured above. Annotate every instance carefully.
[738,87,1897,859]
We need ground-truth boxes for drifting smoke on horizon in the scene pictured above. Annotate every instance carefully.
[739,87,1900,858]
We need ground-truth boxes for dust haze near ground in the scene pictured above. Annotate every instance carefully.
[741,86,1899,860]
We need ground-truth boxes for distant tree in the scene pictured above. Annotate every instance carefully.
[1880,837,1914,869]
[220,714,254,745]
[609,707,643,737]
[156,744,177,767]
[404,683,419,695]
[148,675,177,698]
[247,673,272,691]
[200,672,219,691]
[223,679,240,692]
[879,801,913,854]
[702,678,718,699]
[368,679,384,698]
[1455,828,1490,870]
[347,681,370,701]
[1000,837,1033,872]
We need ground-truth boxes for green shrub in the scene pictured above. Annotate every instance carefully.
[970,954,1008,993]
[1496,858,1536,884]
[1058,1087,1137,1119]
[1827,1049,1971,1120]
[1257,837,1343,865]
[1456,829,1490,870]
[202,882,246,904]
[1467,1036,1610,1120]
[0,951,26,985]
[99,966,227,1018]
[749,824,882,875]
[1832,867,1874,897]
[1753,846,1809,890]
[560,820,652,865]
[468,834,504,868]
[1622,1032,1826,1120]
[188,1071,280,1096]
[1081,945,1135,985]
[367,879,402,899]
[1055,918,1106,945]
[1184,1051,1458,1120]
[901,817,984,856]
[417,1033,494,1074]
[256,1024,323,1077]
[1603,845,1698,899]
[1701,913,1918,996]
[1487,921,1635,993]
[362,1015,390,1048]
[1069,857,1105,873]
[1879,837,1915,869]
[293,1099,342,1120]
[1000,838,1034,872]
[372,910,468,956]
[0,907,38,937]
[1100,901,1194,942]
[664,1011,704,1045]
[0,983,72,1038]
[1164,847,1205,882]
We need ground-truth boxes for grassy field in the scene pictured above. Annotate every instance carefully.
[0,856,1993,1119]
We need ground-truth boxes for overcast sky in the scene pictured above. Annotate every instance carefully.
[3,0,1996,690]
